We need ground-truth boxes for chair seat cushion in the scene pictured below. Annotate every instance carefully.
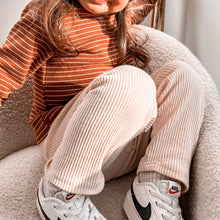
[0,145,136,219]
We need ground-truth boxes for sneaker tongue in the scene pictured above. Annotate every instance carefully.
[55,191,77,203]
[157,180,181,198]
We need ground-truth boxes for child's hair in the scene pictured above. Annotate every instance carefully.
[30,0,150,68]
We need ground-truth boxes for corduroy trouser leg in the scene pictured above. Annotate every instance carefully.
[39,65,157,195]
[39,60,204,195]
[102,60,205,193]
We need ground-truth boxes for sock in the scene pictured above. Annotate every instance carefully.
[138,171,181,186]
[43,175,62,198]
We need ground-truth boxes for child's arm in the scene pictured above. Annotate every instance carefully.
[0,3,54,106]
[126,0,158,25]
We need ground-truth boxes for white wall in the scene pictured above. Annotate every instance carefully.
[165,0,220,90]
[0,0,220,90]
[0,0,30,43]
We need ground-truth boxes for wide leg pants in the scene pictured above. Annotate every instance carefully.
[39,60,204,195]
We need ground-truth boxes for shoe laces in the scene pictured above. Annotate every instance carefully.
[149,189,183,220]
[53,195,103,220]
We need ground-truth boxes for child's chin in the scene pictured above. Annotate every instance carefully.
[83,4,111,15]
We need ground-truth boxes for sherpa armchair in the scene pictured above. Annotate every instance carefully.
[0,25,220,219]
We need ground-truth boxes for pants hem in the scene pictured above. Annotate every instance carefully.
[137,160,189,193]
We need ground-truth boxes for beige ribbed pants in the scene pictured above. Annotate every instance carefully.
[39,60,204,195]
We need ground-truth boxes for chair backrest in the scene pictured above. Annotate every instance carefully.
[135,25,220,219]
[150,0,166,31]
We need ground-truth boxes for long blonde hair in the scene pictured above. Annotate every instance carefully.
[30,0,151,68]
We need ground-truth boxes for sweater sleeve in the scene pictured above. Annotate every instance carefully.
[126,0,158,25]
[0,3,54,106]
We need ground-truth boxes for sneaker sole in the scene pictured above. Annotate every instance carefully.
[123,189,142,220]
[36,188,50,220]
[36,199,47,220]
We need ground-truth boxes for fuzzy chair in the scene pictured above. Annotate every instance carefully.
[0,25,220,220]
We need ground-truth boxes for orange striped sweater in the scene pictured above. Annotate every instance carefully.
[0,0,157,143]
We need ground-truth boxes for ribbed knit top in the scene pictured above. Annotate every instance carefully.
[0,0,156,143]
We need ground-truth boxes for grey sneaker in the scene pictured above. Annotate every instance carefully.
[123,176,183,220]
[36,178,106,220]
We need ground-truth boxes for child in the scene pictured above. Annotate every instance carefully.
[0,0,204,219]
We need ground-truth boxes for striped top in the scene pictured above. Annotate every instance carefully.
[0,0,156,143]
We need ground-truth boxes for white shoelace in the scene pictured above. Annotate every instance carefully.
[53,195,102,220]
[149,189,183,220]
